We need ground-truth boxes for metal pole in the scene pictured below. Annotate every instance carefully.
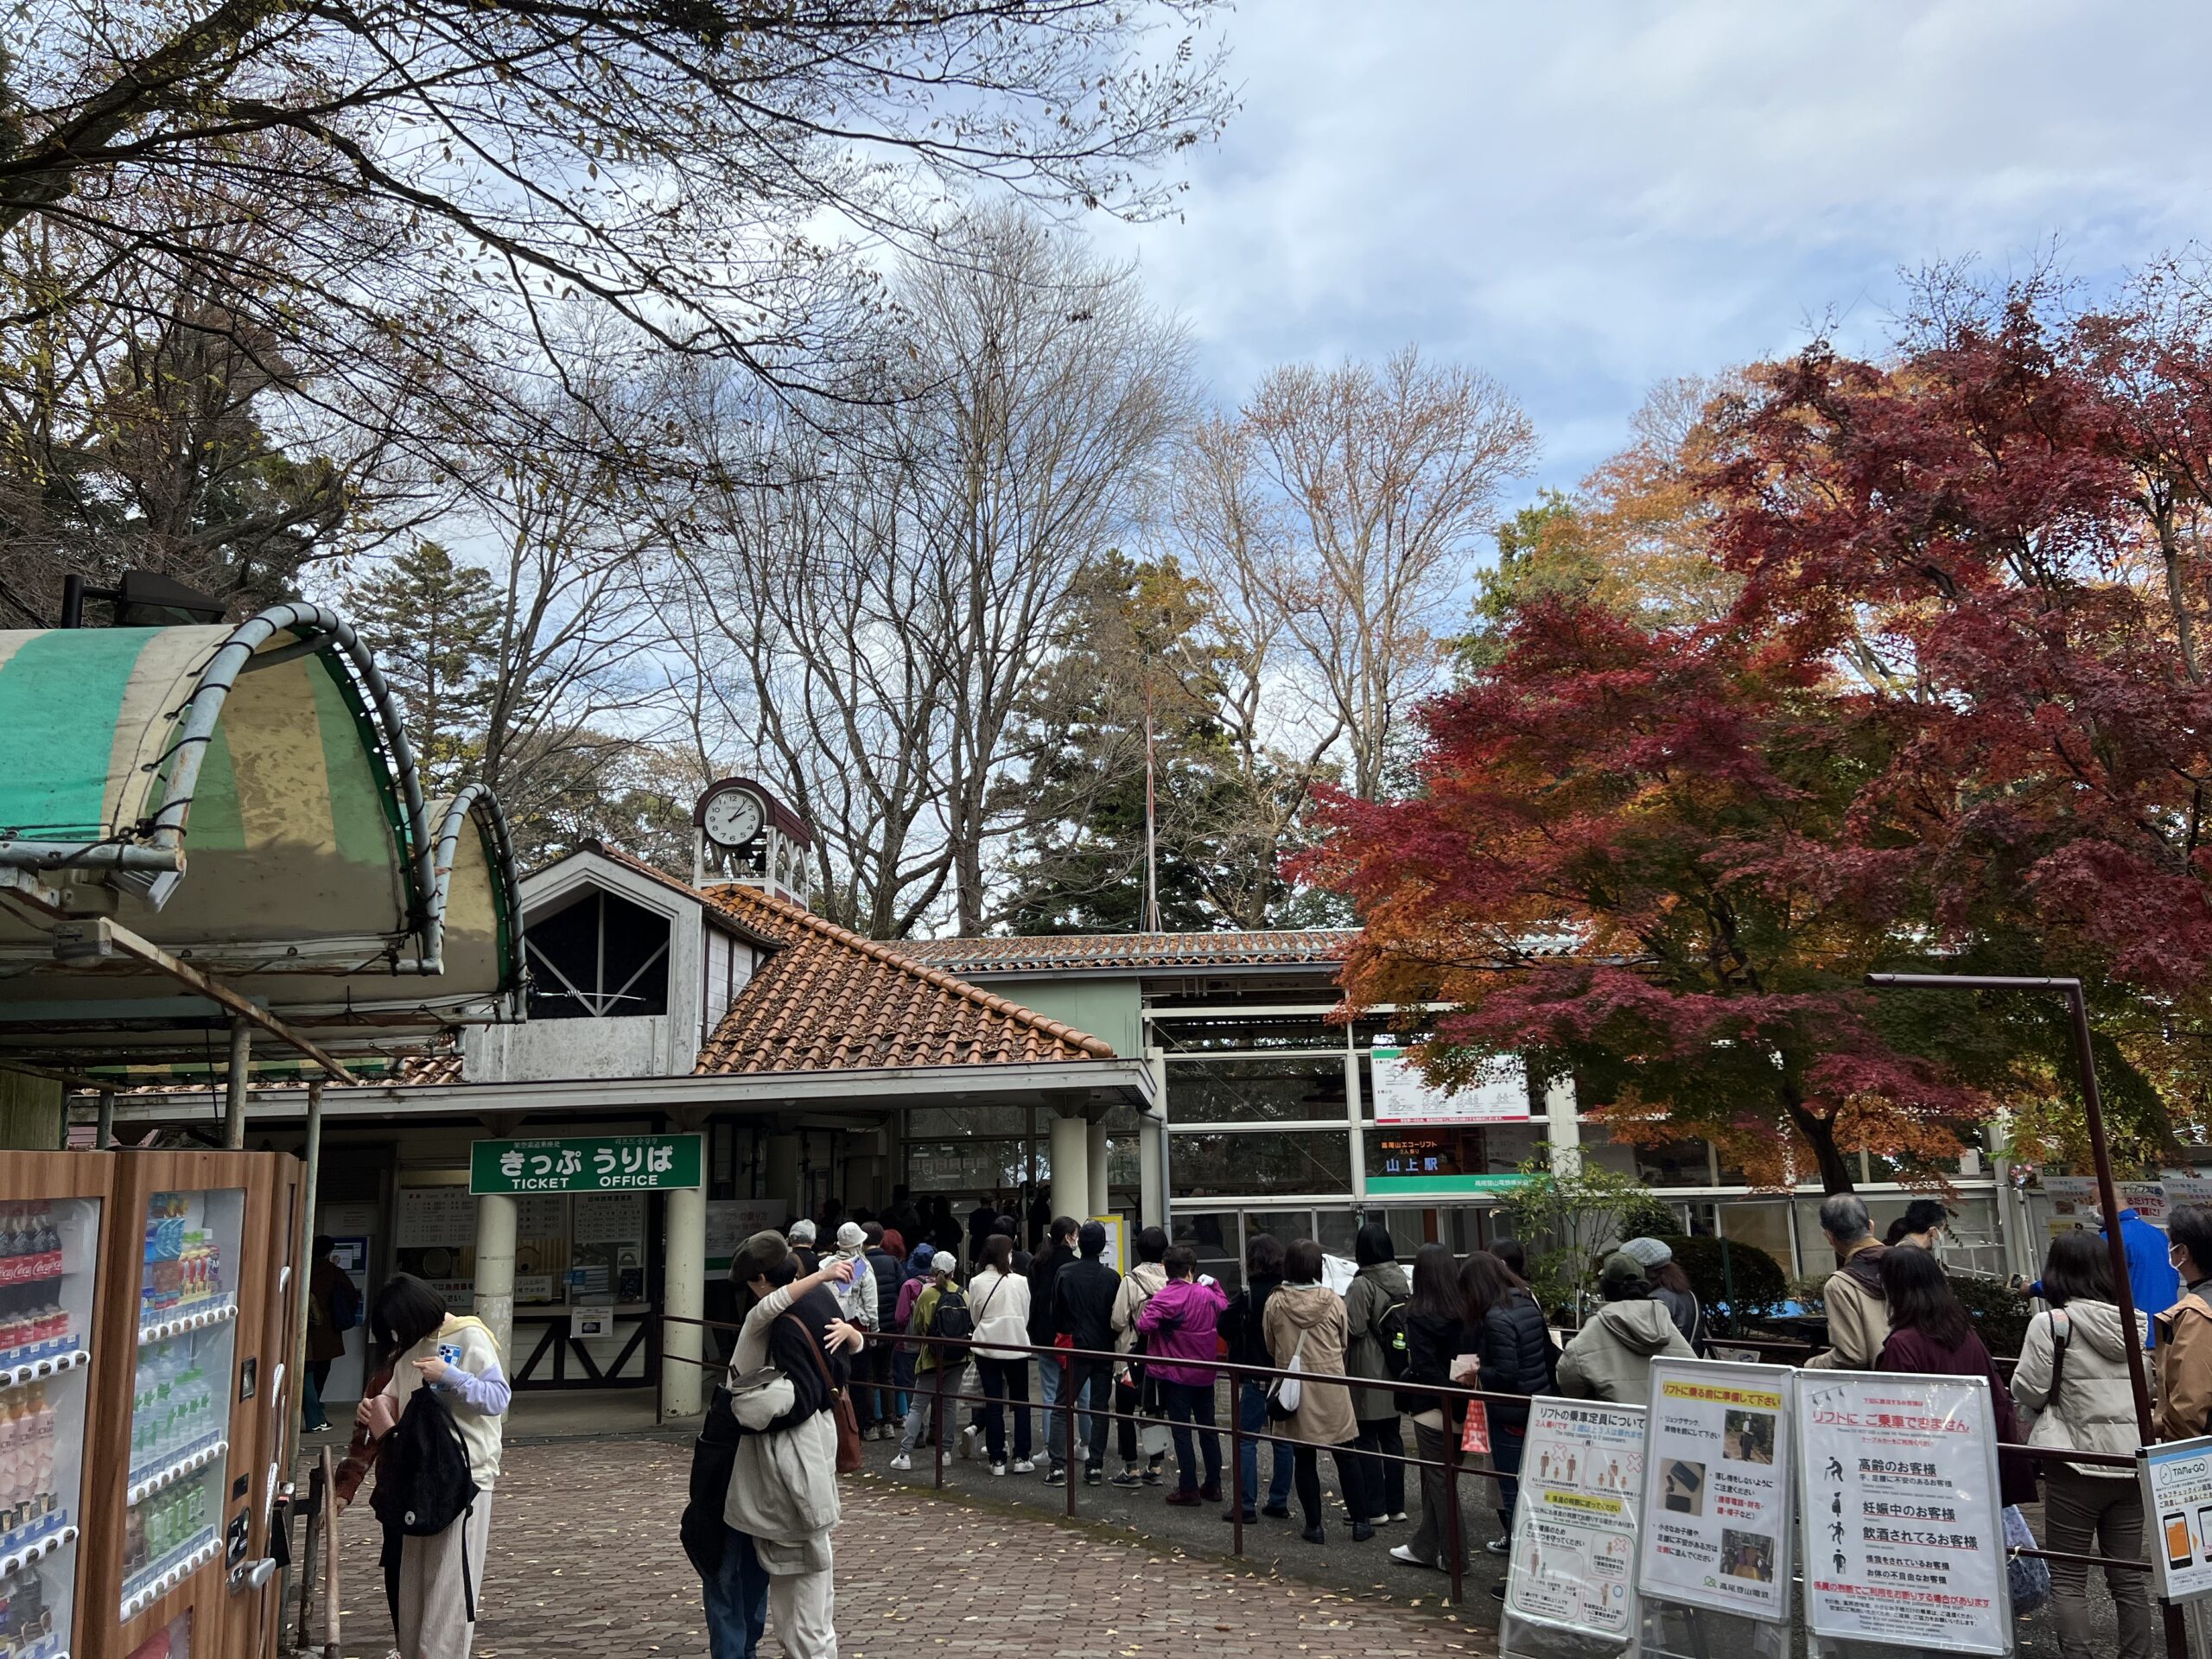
[1446,1424,1465,1606]
[1229,1383,1245,1558]
[224,1018,249,1147]
[94,1087,113,1149]
[931,1351,946,1491]
[1867,970,2182,1659]
[293,1083,323,1440]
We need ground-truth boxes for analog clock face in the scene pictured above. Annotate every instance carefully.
[702,788,765,849]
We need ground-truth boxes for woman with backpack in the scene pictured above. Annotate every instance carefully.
[2012,1232,2156,1659]
[968,1235,1035,1474]
[1343,1223,1412,1523]
[890,1252,970,1471]
[354,1274,510,1659]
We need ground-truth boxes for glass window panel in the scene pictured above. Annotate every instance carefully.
[904,1106,1030,1140]
[1243,1209,1313,1255]
[1716,1200,1799,1283]
[1155,1014,1348,1052]
[1170,1129,1351,1197]
[1171,1211,1242,1292]
[1166,1058,1350,1124]
[1315,1209,1363,1258]
[1636,1141,1713,1187]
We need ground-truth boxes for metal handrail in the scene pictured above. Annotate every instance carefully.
[661,1311,2158,1601]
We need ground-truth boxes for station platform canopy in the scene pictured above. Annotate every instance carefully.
[0,602,523,1077]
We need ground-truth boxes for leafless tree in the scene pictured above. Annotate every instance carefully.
[4,0,1230,467]
[665,207,1192,935]
[1230,346,1538,799]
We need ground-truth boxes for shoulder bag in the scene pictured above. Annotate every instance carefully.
[785,1313,865,1475]
[1267,1332,1308,1421]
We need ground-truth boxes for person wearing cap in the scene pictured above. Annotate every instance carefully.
[861,1224,907,1437]
[691,1231,864,1659]
[1555,1253,1694,1402]
[890,1252,969,1471]
[824,1222,878,1433]
[1620,1237,1705,1357]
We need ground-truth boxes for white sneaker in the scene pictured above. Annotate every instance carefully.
[940,1451,954,1468]
[1012,1458,1036,1474]
[1388,1511,1409,1523]
[889,1452,912,1471]
[990,1461,1007,1476]
[959,1424,979,1459]
[1389,1544,1437,1569]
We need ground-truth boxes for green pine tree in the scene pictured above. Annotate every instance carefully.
[343,540,501,793]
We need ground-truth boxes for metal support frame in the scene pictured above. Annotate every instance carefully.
[225,1019,250,1147]
[0,868,357,1082]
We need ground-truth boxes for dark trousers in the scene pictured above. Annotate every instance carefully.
[1159,1380,1221,1492]
[699,1526,769,1659]
[1292,1440,1370,1529]
[1354,1415,1407,1516]
[977,1357,1033,1462]
[1115,1370,1162,1465]
[1492,1423,1526,1529]
[1408,1418,1469,1572]
[1061,1357,1114,1469]
[1238,1381,1294,1512]
[856,1344,897,1431]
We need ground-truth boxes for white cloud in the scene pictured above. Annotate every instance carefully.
[1094,0,2212,490]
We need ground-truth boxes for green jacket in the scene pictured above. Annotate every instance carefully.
[909,1281,960,1372]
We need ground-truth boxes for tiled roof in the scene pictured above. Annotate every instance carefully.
[887,931,1357,975]
[695,885,1116,1072]
[95,1048,462,1095]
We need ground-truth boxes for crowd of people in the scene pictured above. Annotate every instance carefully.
[312,1180,2212,1659]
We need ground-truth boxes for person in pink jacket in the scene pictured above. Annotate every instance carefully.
[1136,1245,1229,1506]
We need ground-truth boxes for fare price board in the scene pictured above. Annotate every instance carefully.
[1502,1396,1647,1642]
[1793,1370,2009,1655]
[1634,1357,1796,1623]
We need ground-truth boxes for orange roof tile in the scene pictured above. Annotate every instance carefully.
[889,931,1357,975]
[695,884,1116,1072]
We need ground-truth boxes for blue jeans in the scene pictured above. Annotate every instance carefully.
[700,1527,767,1659]
[1239,1381,1294,1512]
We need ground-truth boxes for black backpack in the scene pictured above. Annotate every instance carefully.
[372,1386,483,1614]
[1375,1294,1414,1379]
[928,1286,974,1342]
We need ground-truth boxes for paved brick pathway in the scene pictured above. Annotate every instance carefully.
[323,1439,1491,1658]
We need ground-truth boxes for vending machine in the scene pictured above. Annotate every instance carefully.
[81,1151,296,1659]
[0,1152,114,1659]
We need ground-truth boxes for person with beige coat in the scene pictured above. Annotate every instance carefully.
[2012,1233,2157,1659]
[1262,1239,1376,1546]
[1801,1194,1891,1370]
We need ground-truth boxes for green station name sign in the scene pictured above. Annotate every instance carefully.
[470,1133,703,1194]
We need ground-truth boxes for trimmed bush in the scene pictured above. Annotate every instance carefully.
[1662,1235,1789,1338]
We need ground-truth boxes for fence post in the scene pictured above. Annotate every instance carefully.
[1445,1416,1465,1607]
[932,1349,947,1491]
[1065,1353,1078,1518]
[1228,1376,1245,1559]
[294,1458,323,1655]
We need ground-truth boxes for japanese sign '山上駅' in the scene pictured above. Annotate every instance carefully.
[470,1134,702,1194]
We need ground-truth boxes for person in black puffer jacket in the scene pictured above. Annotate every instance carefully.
[1222,1234,1294,1522]
[1470,1250,1556,1567]
[1390,1243,1471,1574]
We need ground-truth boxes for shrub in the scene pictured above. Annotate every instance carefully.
[1950,1272,2031,1357]
[1662,1236,1788,1338]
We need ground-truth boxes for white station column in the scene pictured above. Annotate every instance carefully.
[1086,1119,1110,1218]
[1544,1073,1582,1177]
[474,1192,518,1363]
[662,1181,707,1419]
[1049,1109,1090,1224]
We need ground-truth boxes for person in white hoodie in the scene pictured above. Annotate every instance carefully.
[967,1234,1035,1473]
[1555,1254,1694,1403]
[1108,1226,1172,1487]
[2012,1231,2157,1659]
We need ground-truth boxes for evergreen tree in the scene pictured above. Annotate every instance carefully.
[343,540,500,793]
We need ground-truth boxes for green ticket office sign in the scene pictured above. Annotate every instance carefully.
[471,1133,703,1194]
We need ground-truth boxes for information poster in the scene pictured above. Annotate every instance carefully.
[2139,1433,2212,1603]
[705,1199,788,1268]
[1371,1045,1529,1124]
[396,1185,474,1248]
[1635,1358,1794,1623]
[1794,1370,2009,1656]
[1503,1397,1647,1640]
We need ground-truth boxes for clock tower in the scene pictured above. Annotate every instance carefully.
[692,778,813,907]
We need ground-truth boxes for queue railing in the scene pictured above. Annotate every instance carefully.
[661,1312,2160,1614]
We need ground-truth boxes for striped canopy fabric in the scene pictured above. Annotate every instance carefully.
[0,619,521,1061]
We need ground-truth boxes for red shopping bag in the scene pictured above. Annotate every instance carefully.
[1462,1399,1491,1456]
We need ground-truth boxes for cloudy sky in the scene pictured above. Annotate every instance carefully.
[1091,0,2212,494]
